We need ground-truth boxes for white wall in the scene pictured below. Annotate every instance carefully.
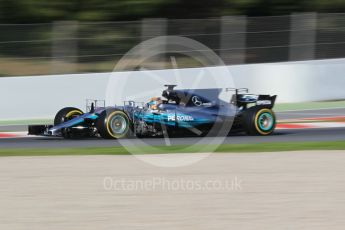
[231,58,345,103]
[0,73,110,120]
[1,58,345,120]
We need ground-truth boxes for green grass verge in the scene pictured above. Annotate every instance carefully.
[275,100,345,112]
[1,141,345,157]
[0,119,52,126]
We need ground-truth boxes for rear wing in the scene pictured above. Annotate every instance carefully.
[226,88,277,109]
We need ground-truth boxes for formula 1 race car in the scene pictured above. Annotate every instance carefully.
[28,85,277,139]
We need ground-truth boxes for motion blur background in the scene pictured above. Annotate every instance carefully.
[0,0,344,76]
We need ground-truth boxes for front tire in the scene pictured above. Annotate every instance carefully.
[96,109,132,139]
[54,107,83,126]
[243,107,276,135]
[54,107,84,139]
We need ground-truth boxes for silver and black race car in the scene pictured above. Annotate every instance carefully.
[28,85,277,139]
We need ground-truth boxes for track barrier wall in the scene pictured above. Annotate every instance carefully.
[0,58,345,120]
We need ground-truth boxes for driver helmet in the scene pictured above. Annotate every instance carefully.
[148,97,162,110]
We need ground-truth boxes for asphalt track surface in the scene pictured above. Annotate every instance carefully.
[1,108,345,149]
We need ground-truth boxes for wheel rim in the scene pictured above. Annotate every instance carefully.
[64,110,83,122]
[258,112,274,131]
[109,115,127,135]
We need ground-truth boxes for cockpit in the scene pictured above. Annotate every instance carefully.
[147,97,162,110]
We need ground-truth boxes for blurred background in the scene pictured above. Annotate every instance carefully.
[0,0,344,76]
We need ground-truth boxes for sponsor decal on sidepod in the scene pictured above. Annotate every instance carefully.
[167,114,194,122]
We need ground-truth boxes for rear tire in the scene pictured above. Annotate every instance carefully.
[96,109,132,139]
[242,107,276,135]
[54,107,83,126]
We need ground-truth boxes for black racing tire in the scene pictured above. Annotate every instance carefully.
[54,107,84,126]
[242,106,276,136]
[96,109,132,139]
